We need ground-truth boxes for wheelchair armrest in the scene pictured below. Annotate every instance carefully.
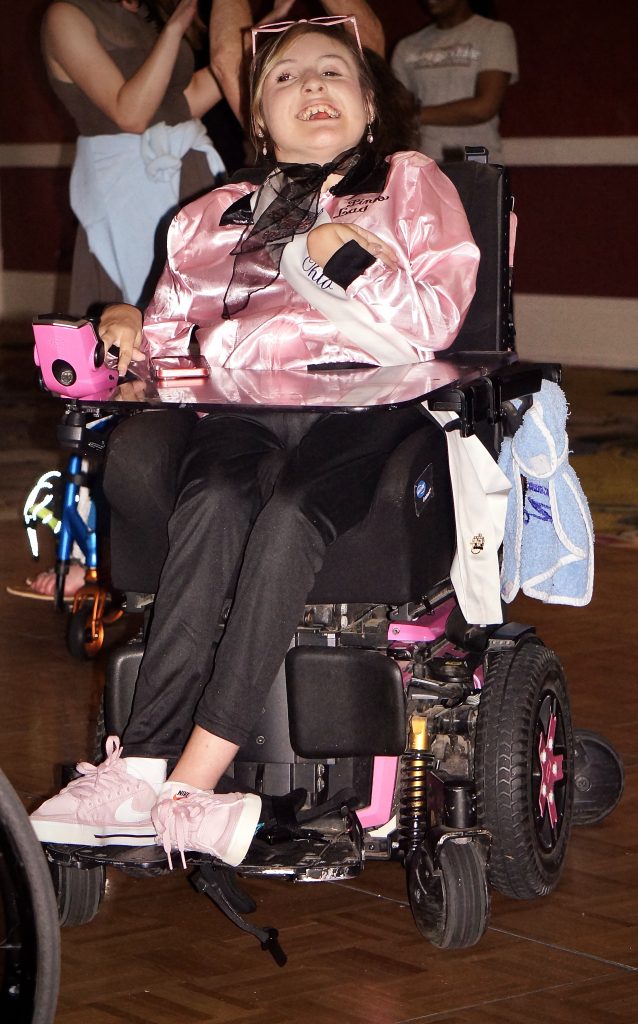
[427,361,561,438]
[445,604,537,652]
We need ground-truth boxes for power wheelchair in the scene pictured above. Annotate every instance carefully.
[34,151,624,963]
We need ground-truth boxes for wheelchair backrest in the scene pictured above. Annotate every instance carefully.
[439,158,515,355]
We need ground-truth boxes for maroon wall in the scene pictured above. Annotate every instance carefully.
[1,0,76,143]
[376,0,638,138]
[507,166,638,298]
[497,0,638,138]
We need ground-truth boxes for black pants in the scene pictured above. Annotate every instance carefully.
[104,409,199,593]
[103,404,424,759]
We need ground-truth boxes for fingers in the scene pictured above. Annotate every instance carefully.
[272,0,296,15]
[350,226,399,271]
[100,328,138,376]
[256,0,296,28]
[308,222,400,274]
[168,0,197,32]
[116,378,149,402]
[98,304,144,376]
[120,340,146,376]
[117,341,136,377]
[176,0,197,15]
[367,239,399,271]
[338,223,399,271]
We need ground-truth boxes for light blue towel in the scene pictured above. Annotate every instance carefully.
[499,380,594,606]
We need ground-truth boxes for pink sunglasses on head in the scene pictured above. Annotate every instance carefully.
[251,15,364,59]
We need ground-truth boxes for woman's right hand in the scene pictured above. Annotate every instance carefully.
[308,223,399,272]
[98,304,145,376]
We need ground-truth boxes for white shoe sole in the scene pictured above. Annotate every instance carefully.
[221,793,263,867]
[157,793,263,868]
[31,818,156,847]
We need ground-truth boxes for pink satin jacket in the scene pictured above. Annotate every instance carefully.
[142,151,480,371]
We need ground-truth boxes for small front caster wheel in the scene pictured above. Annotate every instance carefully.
[48,860,106,928]
[407,840,490,949]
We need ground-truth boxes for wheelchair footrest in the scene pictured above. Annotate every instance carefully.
[43,806,364,881]
[243,807,364,880]
[45,842,173,873]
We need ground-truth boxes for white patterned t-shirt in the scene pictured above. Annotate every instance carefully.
[391,14,518,163]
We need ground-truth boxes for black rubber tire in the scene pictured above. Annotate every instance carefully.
[407,840,490,949]
[475,642,574,900]
[0,767,61,1024]
[572,728,624,826]
[67,608,90,661]
[49,860,106,928]
[66,607,103,661]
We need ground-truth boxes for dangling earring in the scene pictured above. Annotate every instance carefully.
[366,123,374,145]
[256,127,268,158]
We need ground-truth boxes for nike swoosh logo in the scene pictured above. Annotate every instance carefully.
[113,797,152,823]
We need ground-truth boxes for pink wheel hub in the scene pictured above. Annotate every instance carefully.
[538,714,564,828]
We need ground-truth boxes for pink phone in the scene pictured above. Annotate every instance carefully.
[151,355,210,380]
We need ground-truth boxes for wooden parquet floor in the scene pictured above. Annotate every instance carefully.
[0,329,636,1022]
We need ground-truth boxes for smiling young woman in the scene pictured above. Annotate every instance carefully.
[31,20,481,871]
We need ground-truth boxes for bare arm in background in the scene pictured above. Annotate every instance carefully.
[43,0,221,134]
[321,0,384,55]
[419,69,511,127]
[210,0,384,124]
[210,0,297,122]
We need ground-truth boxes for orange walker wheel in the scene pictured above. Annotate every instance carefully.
[66,570,123,660]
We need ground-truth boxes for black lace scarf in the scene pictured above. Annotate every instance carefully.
[221,146,388,320]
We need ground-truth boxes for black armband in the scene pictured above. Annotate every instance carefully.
[323,240,376,290]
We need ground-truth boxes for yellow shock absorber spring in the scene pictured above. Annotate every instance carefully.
[399,713,433,855]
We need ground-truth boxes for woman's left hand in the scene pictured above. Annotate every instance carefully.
[308,222,399,271]
[165,0,198,38]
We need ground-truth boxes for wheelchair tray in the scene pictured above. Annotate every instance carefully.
[72,352,522,414]
[43,807,363,882]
